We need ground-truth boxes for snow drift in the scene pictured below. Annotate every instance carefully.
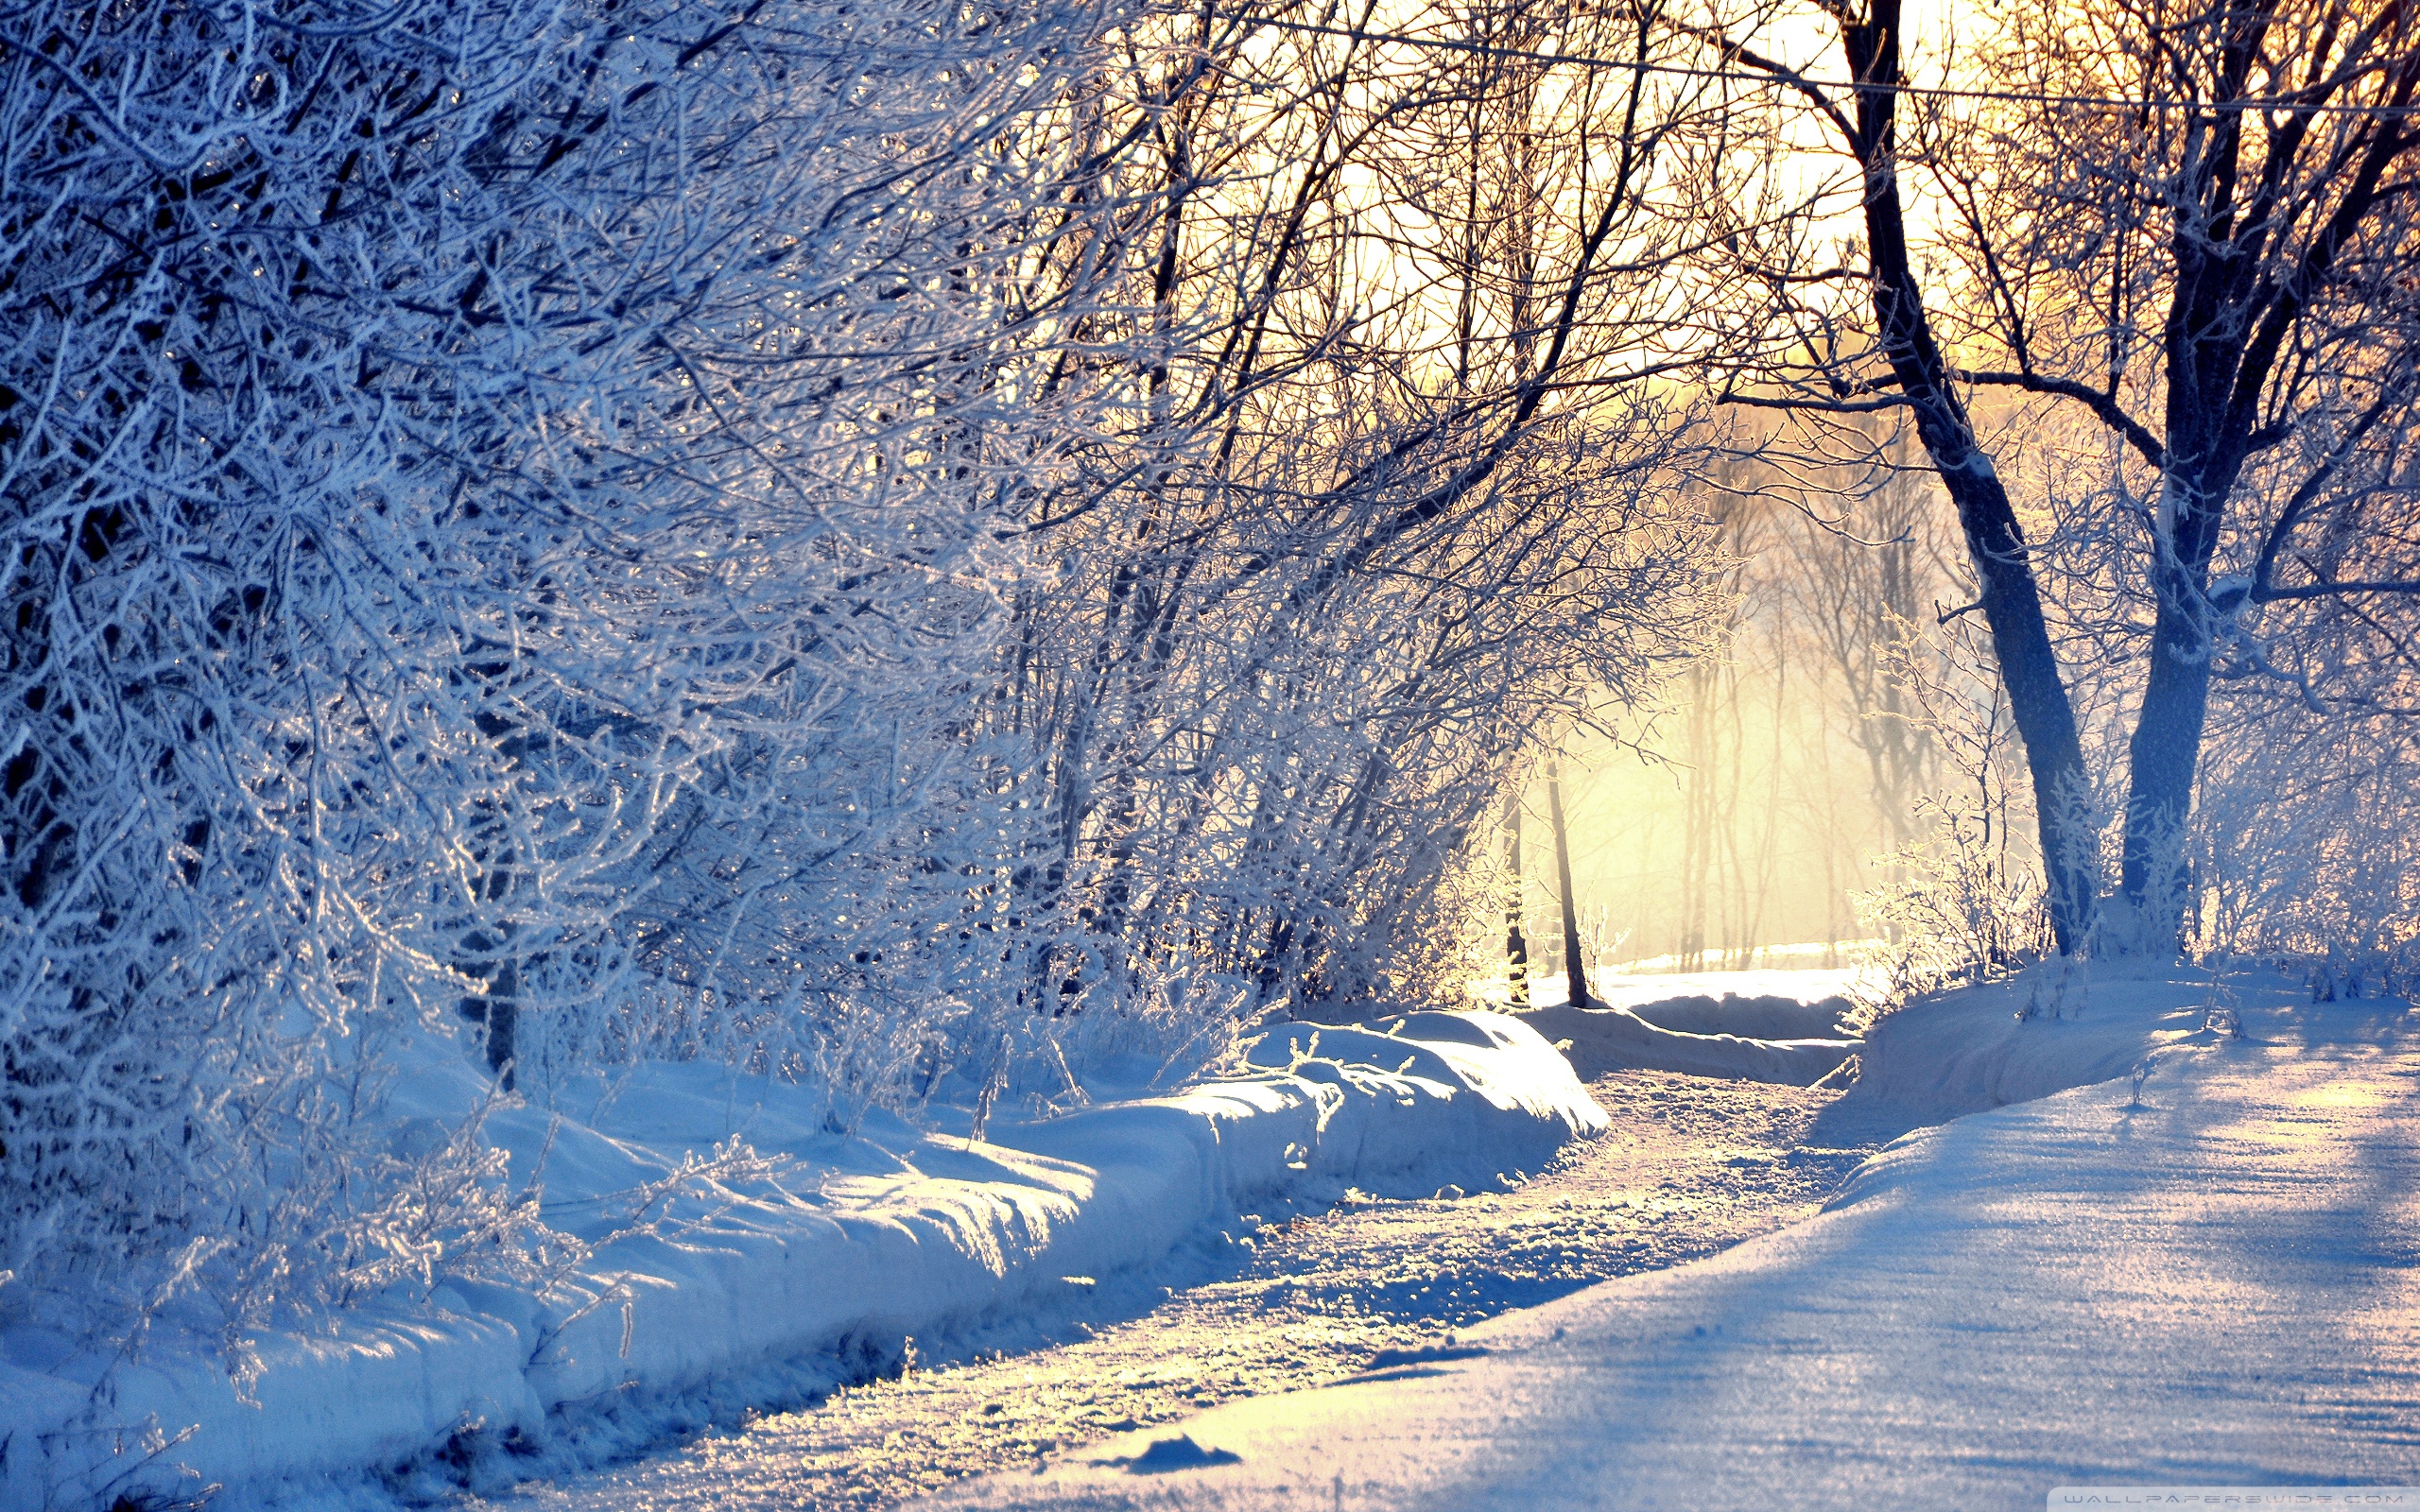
[1812,960,2239,1140]
[1619,993,1855,1041]
[1518,999,1859,1084]
[0,1012,1600,1511]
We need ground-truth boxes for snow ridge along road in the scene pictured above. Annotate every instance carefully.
[915,967,2420,1512]
[0,1012,1601,1511]
[493,1068,1870,1512]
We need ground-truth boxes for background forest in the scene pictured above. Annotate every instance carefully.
[2,0,2415,1365]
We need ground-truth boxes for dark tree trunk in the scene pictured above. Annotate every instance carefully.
[460,949,520,1090]
[2118,542,2216,946]
[2113,418,2238,948]
[1547,765,1588,1008]
[1505,796,1530,982]
[1839,2,2098,953]
[458,893,520,1090]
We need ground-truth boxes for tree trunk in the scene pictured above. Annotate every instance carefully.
[458,933,519,1090]
[1547,764,1589,1008]
[2117,473,2222,948]
[2118,633,2208,950]
[1505,796,1530,987]
[1839,2,2098,953]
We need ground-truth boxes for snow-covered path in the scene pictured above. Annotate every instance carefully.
[911,987,2420,1511]
[483,1072,1875,1512]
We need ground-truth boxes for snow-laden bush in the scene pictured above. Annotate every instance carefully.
[1842,609,2073,1016]
[0,0,1124,1348]
[2188,706,2420,1000]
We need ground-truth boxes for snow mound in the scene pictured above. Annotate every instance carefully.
[1239,1009,1608,1179]
[914,980,2420,1511]
[1620,992,1856,1041]
[1518,1001,1858,1085]
[1809,960,2310,1141]
[0,1012,1599,1511]
[1586,965,1872,1009]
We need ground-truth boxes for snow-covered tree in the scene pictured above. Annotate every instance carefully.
[1698,0,2420,954]
[0,0,1736,1357]
[0,0,1132,1338]
[985,0,1727,1017]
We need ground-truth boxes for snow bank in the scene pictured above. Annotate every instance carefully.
[1490,969,1865,1087]
[1814,960,2282,1139]
[1236,1010,1608,1186]
[0,1013,1600,1512]
[916,974,2420,1511]
[1617,992,1854,1041]
[1581,964,1870,1010]
[1517,1001,1858,1085]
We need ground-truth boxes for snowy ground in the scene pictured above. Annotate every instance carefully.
[1471,942,1876,1016]
[2,1012,1605,1510]
[1483,962,1866,1085]
[474,1069,1872,1512]
[909,964,2420,1511]
[27,959,2393,1512]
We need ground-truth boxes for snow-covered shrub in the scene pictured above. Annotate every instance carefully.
[1853,794,2060,1017]
[0,0,1125,1349]
[1847,614,2079,1014]
[1022,959,1261,1101]
[1000,395,1718,1022]
[2188,704,2420,1000]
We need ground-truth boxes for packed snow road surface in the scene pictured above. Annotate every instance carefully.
[487,1071,1873,1512]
